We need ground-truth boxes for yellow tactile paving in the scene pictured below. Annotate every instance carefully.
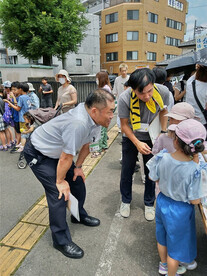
[1,222,47,250]
[37,196,48,206]
[0,246,28,276]
[21,205,49,226]
[0,124,119,276]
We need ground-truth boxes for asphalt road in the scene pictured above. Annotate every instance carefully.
[0,126,206,276]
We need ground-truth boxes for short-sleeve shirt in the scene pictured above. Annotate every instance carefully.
[31,103,101,159]
[118,83,169,140]
[112,75,129,100]
[146,150,207,203]
[12,96,19,122]
[40,83,53,99]
[17,95,31,122]
[28,92,40,110]
[186,75,207,125]
[57,84,77,113]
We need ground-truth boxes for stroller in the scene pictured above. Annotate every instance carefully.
[17,105,62,169]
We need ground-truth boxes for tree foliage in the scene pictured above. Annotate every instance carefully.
[0,0,89,65]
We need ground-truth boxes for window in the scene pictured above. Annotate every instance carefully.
[168,0,183,11]
[127,51,138,60]
[165,36,180,46]
[147,32,157,43]
[127,10,139,20]
[127,31,139,41]
[106,12,118,24]
[165,54,178,60]
[106,52,118,62]
[167,19,182,30]
[148,12,158,24]
[76,59,82,66]
[147,52,156,61]
[106,33,118,43]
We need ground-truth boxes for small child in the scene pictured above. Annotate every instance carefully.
[152,102,196,155]
[147,119,207,276]
[19,112,35,151]
[4,83,31,152]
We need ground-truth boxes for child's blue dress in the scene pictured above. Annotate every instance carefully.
[146,150,207,263]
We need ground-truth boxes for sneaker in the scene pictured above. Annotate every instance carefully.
[16,146,24,152]
[159,262,168,275]
[180,260,197,270]
[10,147,19,153]
[3,146,8,151]
[159,262,186,275]
[144,206,155,221]
[120,202,130,218]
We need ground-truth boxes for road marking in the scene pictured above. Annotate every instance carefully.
[95,211,123,276]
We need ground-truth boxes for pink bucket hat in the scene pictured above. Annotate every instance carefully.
[165,102,195,120]
[168,119,207,146]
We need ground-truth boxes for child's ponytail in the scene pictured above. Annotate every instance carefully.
[177,136,204,155]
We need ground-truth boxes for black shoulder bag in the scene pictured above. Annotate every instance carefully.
[192,80,207,124]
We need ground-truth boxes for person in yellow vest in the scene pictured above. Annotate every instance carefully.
[118,68,169,221]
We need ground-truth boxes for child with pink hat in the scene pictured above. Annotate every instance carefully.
[147,119,207,276]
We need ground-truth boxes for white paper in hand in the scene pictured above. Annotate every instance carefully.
[149,113,161,144]
[67,193,80,221]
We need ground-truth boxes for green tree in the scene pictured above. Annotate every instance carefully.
[0,0,89,67]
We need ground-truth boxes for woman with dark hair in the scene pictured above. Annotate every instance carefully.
[186,48,207,131]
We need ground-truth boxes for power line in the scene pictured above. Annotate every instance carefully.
[189,5,207,9]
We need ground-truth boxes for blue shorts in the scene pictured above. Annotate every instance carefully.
[156,192,197,263]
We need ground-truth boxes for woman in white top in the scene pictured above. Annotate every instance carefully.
[186,55,207,128]
[54,70,77,113]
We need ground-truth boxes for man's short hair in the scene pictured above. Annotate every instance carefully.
[42,77,48,81]
[11,81,21,89]
[152,67,167,84]
[128,68,155,92]
[119,63,128,71]
[85,89,115,109]
[19,82,29,93]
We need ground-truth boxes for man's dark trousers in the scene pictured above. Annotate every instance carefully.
[24,140,88,246]
[120,136,155,206]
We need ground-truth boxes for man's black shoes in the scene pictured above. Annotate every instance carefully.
[71,215,100,227]
[53,241,84,259]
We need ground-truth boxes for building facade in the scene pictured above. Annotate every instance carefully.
[100,0,188,74]
[0,13,100,78]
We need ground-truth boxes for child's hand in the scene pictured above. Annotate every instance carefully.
[9,92,14,98]
[3,99,11,106]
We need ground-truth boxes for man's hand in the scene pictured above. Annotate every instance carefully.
[56,180,70,201]
[73,167,85,182]
[136,141,152,155]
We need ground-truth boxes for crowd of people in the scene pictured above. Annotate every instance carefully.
[0,58,207,276]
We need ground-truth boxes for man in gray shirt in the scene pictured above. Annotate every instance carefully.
[118,68,169,221]
[24,89,115,259]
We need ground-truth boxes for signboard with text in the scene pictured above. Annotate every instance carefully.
[196,35,207,51]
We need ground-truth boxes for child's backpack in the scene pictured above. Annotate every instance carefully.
[3,102,14,126]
